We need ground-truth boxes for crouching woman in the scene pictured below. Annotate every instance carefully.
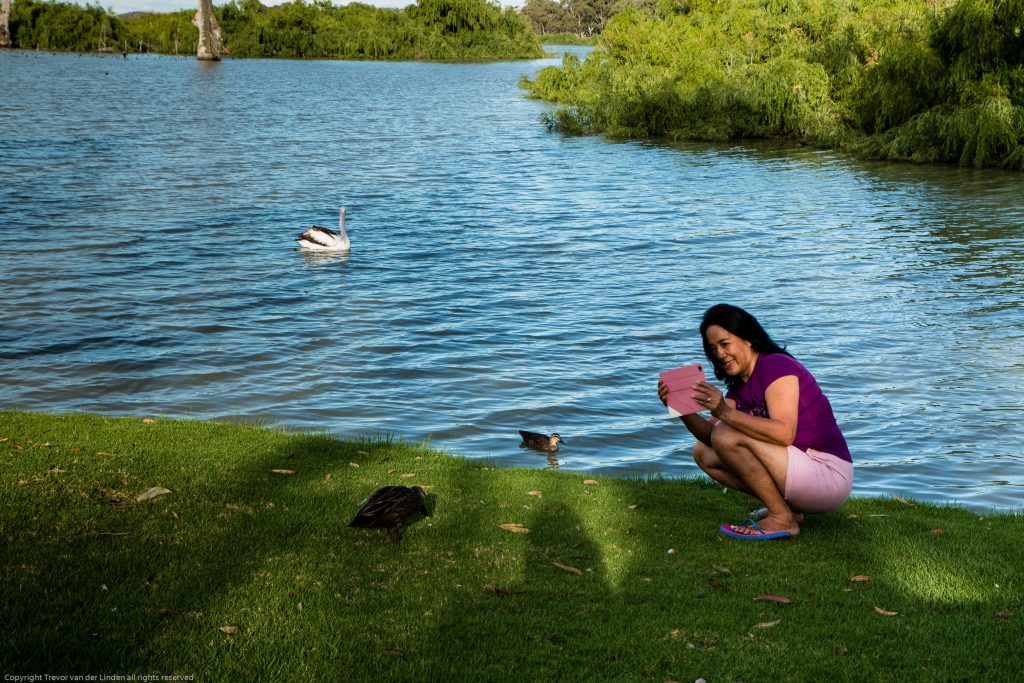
[659,304,853,540]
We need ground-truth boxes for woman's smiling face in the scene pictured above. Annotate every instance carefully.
[704,324,757,380]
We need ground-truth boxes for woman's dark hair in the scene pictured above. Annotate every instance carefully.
[700,304,790,391]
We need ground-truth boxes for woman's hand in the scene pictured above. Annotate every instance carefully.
[657,380,669,407]
[694,381,726,417]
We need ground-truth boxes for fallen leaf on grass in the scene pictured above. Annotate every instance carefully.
[219,626,239,634]
[874,606,898,617]
[707,577,730,592]
[271,469,295,475]
[400,473,416,478]
[552,562,582,576]
[357,451,369,456]
[483,584,520,597]
[930,528,946,534]
[98,532,131,537]
[527,490,542,497]
[583,479,598,485]
[0,438,7,442]
[136,487,171,502]
[834,646,850,656]
[628,503,641,510]
[892,495,916,506]
[383,649,405,658]
[753,620,781,629]
[142,418,155,424]
[846,514,860,519]
[48,466,67,474]
[387,468,396,474]
[995,611,1016,618]
[349,462,360,468]
[12,443,23,451]
[850,575,872,583]
[755,595,792,604]
[499,523,529,533]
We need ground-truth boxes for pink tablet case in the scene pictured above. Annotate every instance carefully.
[659,363,708,417]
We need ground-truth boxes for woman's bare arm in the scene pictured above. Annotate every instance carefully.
[699,376,799,446]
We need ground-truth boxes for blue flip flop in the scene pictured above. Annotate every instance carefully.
[719,519,793,541]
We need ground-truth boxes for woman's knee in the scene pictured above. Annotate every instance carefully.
[692,441,716,469]
[709,421,743,453]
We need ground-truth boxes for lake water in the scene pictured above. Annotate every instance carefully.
[2,48,1022,513]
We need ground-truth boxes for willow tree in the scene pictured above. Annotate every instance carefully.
[1,0,12,48]
[193,0,223,60]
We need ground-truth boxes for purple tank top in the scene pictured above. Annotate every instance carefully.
[725,353,851,462]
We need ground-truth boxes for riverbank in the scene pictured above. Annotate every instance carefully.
[2,411,1019,680]
[6,0,544,61]
[523,0,1024,170]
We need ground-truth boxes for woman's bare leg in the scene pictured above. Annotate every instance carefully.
[693,441,752,494]
[709,422,800,536]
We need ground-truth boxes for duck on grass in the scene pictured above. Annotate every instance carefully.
[348,485,430,543]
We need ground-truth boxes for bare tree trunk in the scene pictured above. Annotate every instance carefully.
[193,0,223,61]
[1,0,13,49]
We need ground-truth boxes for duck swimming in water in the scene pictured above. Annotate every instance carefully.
[297,206,351,251]
[348,485,428,543]
[518,430,564,452]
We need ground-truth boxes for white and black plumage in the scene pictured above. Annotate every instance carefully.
[518,430,564,452]
[297,206,351,251]
[348,485,429,543]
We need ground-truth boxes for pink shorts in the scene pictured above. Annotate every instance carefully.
[784,446,853,514]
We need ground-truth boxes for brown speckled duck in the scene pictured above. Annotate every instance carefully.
[348,485,429,542]
[518,430,564,452]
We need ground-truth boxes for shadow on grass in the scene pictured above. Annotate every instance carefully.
[3,414,1020,680]
[1,421,407,675]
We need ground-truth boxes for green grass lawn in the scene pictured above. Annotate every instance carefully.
[1,411,1020,681]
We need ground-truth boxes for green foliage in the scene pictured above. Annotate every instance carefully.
[523,0,1024,169]
[5,0,543,60]
[8,0,127,52]
[120,9,197,55]
[412,0,501,34]
[522,0,574,35]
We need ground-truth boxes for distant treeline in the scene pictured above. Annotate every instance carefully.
[537,32,596,45]
[523,0,1024,170]
[521,0,620,38]
[5,0,544,60]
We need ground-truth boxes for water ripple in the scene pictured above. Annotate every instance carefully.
[2,49,1023,512]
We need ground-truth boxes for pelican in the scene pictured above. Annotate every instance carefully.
[297,206,351,251]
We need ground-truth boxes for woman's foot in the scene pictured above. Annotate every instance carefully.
[749,506,805,525]
[720,518,798,540]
